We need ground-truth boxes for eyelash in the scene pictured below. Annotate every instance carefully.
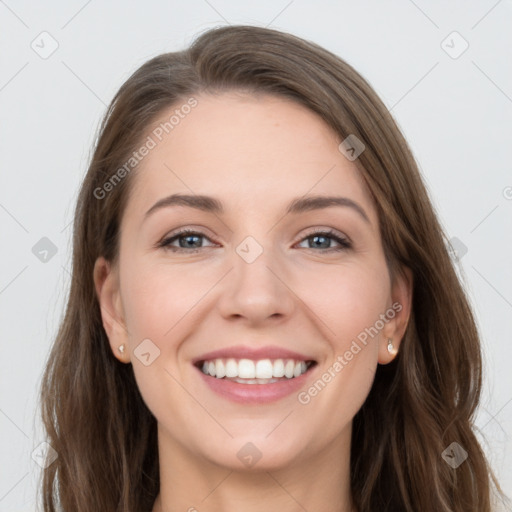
[157,228,352,253]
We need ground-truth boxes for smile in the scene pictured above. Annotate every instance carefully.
[198,357,315,382]
[194,358,318,403]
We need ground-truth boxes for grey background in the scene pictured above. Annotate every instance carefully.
[1,0,511,509]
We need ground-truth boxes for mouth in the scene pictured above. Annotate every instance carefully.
[194,358,318,384]
[193,357,319,403]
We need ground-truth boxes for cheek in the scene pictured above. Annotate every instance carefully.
[120,260,207,341]
[294,264,388,429]
[298,260,390,346]
[119,262,211,420]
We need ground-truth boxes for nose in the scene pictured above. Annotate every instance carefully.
[215,242,296,326]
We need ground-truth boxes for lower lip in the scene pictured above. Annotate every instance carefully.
[195,364,317,404]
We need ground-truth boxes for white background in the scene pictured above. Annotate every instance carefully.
[1,1,511,510]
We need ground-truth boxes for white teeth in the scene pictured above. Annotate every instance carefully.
[238,359,256,379]
[284,360,295,378]
[199,357,312,380]
[273,359,285,377]
[215,359,226,378]
[255,359,273,379]
[294,361,307,377]
[225,358,238,378]
[231,377,280,384]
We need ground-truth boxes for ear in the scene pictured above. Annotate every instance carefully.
[378,265,413,364]
[93,256,131,364]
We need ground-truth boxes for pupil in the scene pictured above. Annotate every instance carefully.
[182,235,200,248]
[312,235,329,248]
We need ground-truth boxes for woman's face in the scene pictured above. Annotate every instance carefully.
[95,92,411,471]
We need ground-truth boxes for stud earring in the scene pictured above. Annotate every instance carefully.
[387,339,394,354]
[118,344,126,354]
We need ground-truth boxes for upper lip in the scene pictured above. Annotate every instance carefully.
[192,345,316,366]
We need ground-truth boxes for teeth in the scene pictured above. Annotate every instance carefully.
[225,359,238,378]
[215,359,226,378]
[273,359,285,377]
[231,377,281,384]
[200,357,311,380]
[284,360,295,378]
[239,359,256,379]
[255,360,273,379]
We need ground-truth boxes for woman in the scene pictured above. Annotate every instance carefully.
[39,24,507,511]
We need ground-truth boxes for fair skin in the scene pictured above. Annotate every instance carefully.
[94,92,412,512]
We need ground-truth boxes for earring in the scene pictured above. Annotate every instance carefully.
[387,339,395,354]
[118,344,126,354]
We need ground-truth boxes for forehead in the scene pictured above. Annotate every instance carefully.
[124,92,376,225]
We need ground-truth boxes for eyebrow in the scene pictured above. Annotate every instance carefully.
[144,193,370,224]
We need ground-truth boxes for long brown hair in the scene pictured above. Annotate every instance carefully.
[39,24,508,511]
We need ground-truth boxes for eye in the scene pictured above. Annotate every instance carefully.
[157,228,352,253]
[157,229,217,253]
[295,229,351,252]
